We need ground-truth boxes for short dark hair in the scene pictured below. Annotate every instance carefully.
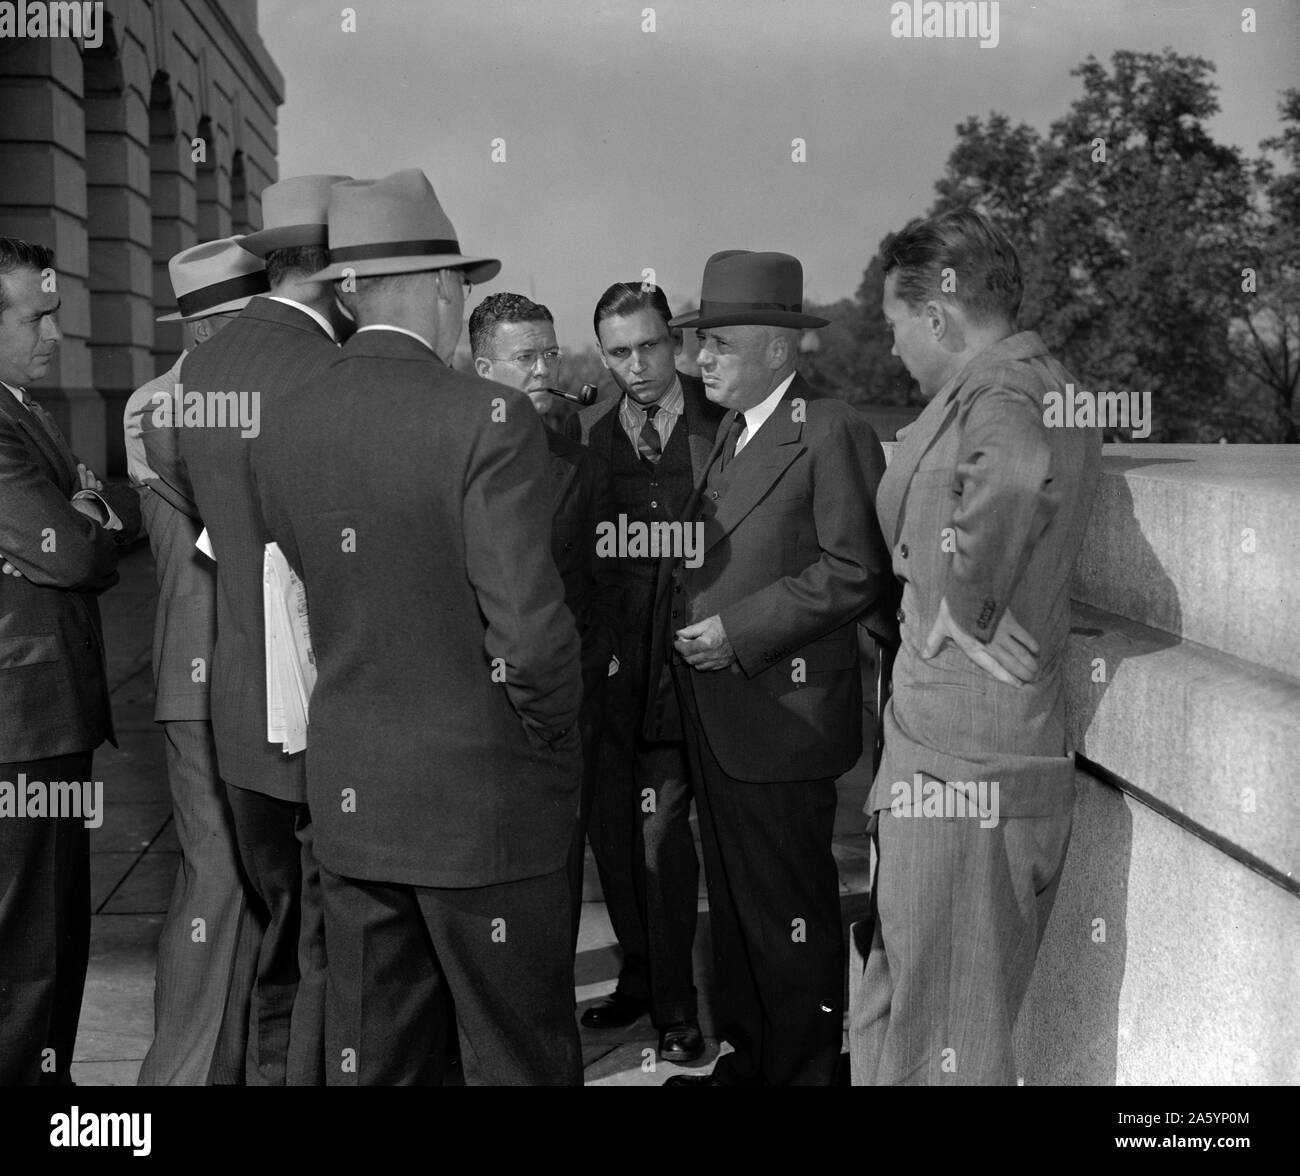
[0,238,54,317]
[265,244,329,288]
[592,282,674,342]
[881,209,1022,325]
[469,292,554,358]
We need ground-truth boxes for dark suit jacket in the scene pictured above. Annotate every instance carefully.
[250,329,583,889]
[647,373,892,783]
[545,425,619,696]
[0,388,139,760]
[866,331,1102,816]
[124,353,217,723]
[176,297,338,800]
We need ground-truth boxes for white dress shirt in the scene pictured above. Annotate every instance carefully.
[355,324,435,352]
[265,295,337,342]
[735,371,797,455]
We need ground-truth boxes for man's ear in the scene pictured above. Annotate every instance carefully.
[597,346,612,372]
[670,328,684,357]
[472,355,492,379]
[924,299,948,342]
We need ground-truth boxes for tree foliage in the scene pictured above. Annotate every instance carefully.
[828,50,1298,442]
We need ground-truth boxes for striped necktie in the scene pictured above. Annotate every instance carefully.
[637,403,663,465]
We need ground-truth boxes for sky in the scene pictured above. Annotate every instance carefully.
[257,0,1299,352]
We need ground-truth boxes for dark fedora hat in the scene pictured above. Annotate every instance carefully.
[669,250,828,330]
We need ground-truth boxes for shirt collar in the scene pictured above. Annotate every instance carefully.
[623,375,684,419]
[355,324,437,353]
[1,381,25,405]
[741,371,797,439]
[264,295,337,342]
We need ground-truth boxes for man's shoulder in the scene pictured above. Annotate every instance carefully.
[681,371,724,423]
[577,392,620,438]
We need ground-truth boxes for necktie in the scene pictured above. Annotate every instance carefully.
[637,403,662,465]
[721,412,744,468]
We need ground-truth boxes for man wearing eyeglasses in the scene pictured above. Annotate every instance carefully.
[470,293,620,954]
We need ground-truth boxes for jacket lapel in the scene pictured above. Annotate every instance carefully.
[700,376,807,556]
[680,374,717,484]
[0,389,76,491]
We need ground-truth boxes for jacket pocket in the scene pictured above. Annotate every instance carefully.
[0,633,61,668]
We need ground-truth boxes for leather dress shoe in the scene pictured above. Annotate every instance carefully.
[663,1072,720,1086]
[580,991,650,1029]
[659,1021,704,1064]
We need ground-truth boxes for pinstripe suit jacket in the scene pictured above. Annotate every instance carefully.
[865,332,1102,817]
[176,297,339,799]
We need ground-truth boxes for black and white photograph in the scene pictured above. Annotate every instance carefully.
[0,0,1295,1152]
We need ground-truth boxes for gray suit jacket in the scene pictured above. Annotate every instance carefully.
[866,331,1102,817]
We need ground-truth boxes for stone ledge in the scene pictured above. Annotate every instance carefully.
[1074,445,1299,676]
[1066,602,1299,884]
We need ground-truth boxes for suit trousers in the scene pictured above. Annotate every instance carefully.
[848,803,1073,1085]
[224,782,326,1085]
[674,668,843,1085]
[319,863,581,1085]
[590,577,699,1025]
[565,687,603,952]
[138,721,260,1085]
[0,752,92,1085]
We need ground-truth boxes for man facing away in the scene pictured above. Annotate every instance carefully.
[468,292,620,956]
[848,208,1102,1086]
[124,237,267,1085]
[174,174,351,1084]
[0,237,140,1084]
[572,282,723,1064]
[252,169,585,1085]
[651,251,893,1085]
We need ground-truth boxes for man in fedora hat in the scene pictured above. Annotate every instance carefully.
[648,250,893,1086]
[0,237,141,1084]
[174,174,350,1085]
[252,169,585,1085]
[123,237,267,1085]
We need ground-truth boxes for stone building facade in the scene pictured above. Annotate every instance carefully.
[0,0,283,474]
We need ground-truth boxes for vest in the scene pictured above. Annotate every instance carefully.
[607,409,695,585]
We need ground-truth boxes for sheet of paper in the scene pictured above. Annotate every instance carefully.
[263,542,316,755]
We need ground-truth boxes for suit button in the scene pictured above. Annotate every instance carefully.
[900,543,909,558]
[651,500,658,509]
[671,610,681,620]
[84,638,93,648]
[710,490,719,499]
[673,584,681,594]
[896,607,905,624]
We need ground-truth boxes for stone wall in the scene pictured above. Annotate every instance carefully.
[1018,444,1299,1083]
[0,0,283,474]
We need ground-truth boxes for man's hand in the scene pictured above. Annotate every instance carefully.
[922,596,1039,687]
[674,615,737,672]
[1,554,22,579]
[77,463,103,492]
[70,496,107,524]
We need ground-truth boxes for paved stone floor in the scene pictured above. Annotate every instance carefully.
[75,543,876,1086]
